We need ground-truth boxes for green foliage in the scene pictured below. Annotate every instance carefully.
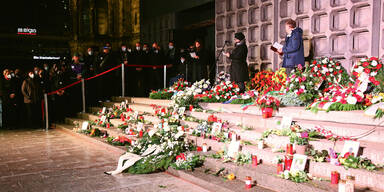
[149,91,174,100]
[326,103,365,112]
[230,98,254,104]
[170,154,205,171]
[342,156,379,171]
[306,149,328,162]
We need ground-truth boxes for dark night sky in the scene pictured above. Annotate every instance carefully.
[0,0,70,35]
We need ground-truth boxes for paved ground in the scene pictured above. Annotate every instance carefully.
[0,129,210,192]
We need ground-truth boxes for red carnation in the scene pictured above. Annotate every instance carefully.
[362,62,369,67]
[333,71,338,75]
[377,64,382,69]
[364,68,371,74]
[370,57,378,61]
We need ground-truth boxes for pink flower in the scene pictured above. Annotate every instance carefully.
[301,132,309,138]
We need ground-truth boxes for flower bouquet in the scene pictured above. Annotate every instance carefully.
[255,95,280,118]
[289,132,309,155]
[170,153,205,171]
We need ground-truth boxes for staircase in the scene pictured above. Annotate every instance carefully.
[56,96,383,192]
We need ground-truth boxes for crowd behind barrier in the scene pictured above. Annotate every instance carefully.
[0,40,215,130]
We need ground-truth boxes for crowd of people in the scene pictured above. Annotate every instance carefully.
[0,40,214,129]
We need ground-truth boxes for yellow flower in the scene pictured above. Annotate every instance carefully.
[227,173,236,180]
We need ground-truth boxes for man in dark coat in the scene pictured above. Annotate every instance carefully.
[149,42,164,91]
[278,19,305,75]
[97,47,117,102]
[224,32,249,93]
[22,71,42,128]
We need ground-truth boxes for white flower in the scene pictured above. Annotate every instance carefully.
[361,58,367,62]
[283,170,290,179]
[295,78,299,82]
[300,85,305,89]
[236,88,240,92]
[370,72,377,76]
[225,93,229,96]
[203,84,208,89]
[346,95,357,105]
[336,66,341,70]
[226,81,231,85]
[329,68,333,72]
[372,96,382,104]
[336,96,342,102]
[372,60,378,66]
[322,58,328,64]
[356,66,364,73]
[216,96,220,100]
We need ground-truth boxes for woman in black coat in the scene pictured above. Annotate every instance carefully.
[224,32,249,93]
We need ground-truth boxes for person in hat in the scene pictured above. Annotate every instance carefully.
[224,32,249,93]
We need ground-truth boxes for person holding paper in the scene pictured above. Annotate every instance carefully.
[224,32,249,93]
[277,19,304,75]
[190,40,207,83]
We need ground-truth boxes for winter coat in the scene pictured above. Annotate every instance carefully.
[229,40,249,82]
[282,27,305,68]
[21,77,41,104]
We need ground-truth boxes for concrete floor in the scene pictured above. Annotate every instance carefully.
[0,129,209,192]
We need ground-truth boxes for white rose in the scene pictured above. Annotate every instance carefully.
[346,95,357,105]
[322,58,328,64]
[371,60,378,66]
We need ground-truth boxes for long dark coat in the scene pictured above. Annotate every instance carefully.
[230,42,249,82]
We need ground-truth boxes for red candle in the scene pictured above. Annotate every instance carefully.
[245,176,252,189]
[286,144,293,155]
[284,155,293,171]
[189,105,193,111]
[107,123,110,128]
[331,171,340,184]
[277,163,284,174]
[139,130,143,138]
[252,155,258,167]
[121,114,125,121]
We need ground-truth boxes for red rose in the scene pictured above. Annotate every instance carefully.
[374,81,380,86]
[369,76,376,82]
[377,64,382,69]
[333,71,338,75]
[362,62,369,67]
[370,57,378,61]
[364,68,371,74]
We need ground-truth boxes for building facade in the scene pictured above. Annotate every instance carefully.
[70,0,140,54]
[215,0,382,73]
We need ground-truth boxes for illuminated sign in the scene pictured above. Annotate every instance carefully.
[33,56,61,60]
[17,28,37,35]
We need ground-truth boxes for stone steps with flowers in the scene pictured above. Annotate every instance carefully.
[87,99,384,165]
[61,97,384,191]
[192,136,383,191]
[104,98,384,145]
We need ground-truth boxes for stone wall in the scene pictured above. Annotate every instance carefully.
[215,0,382,73]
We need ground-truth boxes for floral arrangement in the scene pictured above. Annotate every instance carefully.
[307,149,329,162]
[170,153,205,171]
[285,65,320,103]
[106,136,132,146]
[149,90,174,100]
[351,57,383,87]
[255,95,280,111]
[247,69,286,94]
[308,57,350,88]
[125,121,194,174]
[289,132,309,146]
[279,170,308,183]
[197,80,240,103]
[272,91,306,107]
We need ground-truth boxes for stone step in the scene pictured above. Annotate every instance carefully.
[192,136,384,191]
[111,96,172,107]
[166,166,275,192]
[103,102,384,145]
[111,97,383,127]
[195,153,333,192]
[77,109,384,165]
